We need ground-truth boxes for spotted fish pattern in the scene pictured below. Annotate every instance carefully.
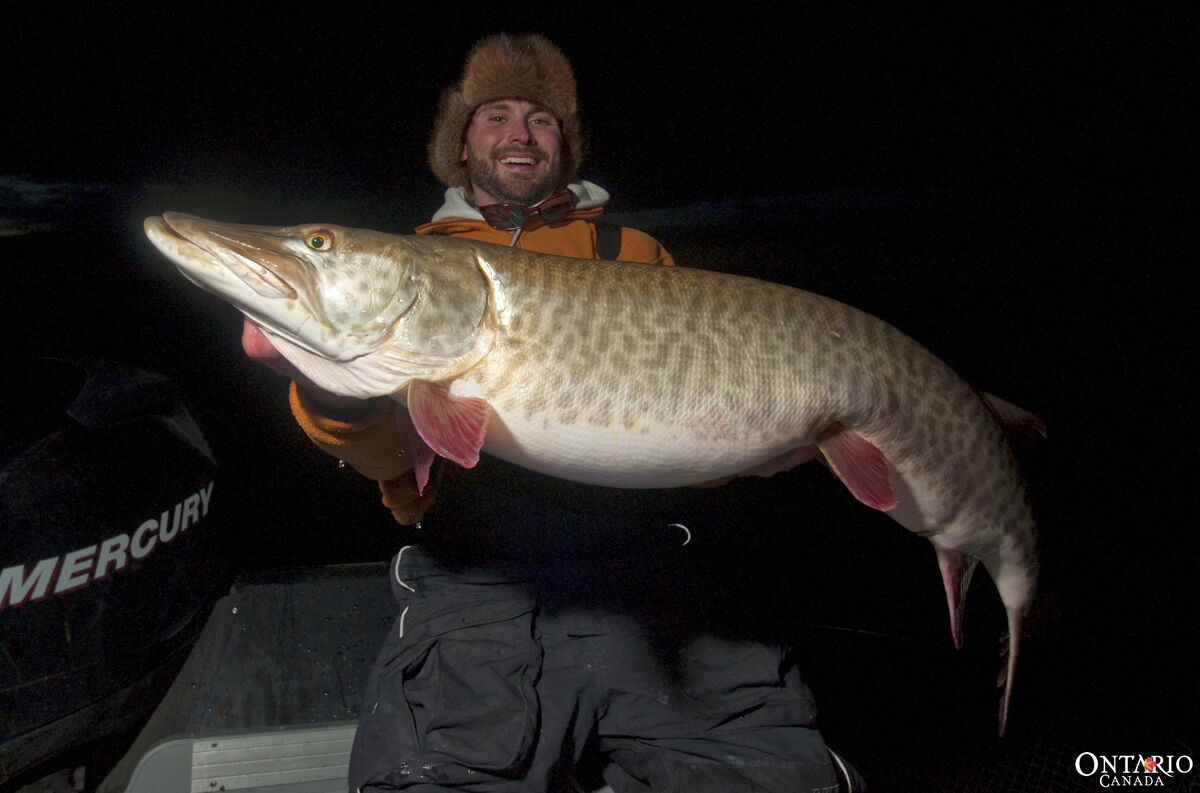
[144,212,1038,735]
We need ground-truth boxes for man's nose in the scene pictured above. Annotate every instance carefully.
[506,119,536,145]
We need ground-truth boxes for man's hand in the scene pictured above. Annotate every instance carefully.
[380,467,441,525]
[241,318,374,418]
[241,318,304,379]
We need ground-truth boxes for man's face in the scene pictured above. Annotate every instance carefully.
[461,99,564,206]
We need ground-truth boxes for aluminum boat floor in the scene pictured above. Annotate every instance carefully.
[99,564,394,793]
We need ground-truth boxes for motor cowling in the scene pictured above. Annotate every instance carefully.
[0,357,225,784]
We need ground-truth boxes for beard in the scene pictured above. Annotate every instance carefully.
[464,149,562,205]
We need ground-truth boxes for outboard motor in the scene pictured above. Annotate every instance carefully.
[0,357,225,787]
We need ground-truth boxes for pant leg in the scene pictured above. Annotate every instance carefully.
[349,541,853,793]
[350,546,547,791]
[350,546,612,793]
[594,632,840,793]
[544,541,843,793]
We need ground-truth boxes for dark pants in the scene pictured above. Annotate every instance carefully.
[350,540,843,792]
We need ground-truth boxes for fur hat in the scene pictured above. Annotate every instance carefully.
[429,33,584,191]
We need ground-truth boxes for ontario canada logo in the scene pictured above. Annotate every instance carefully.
[1075,753,1194,788]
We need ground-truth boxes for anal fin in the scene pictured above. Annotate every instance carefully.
[934,545,979,651]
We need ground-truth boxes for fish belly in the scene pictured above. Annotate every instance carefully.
[450,375,808,488]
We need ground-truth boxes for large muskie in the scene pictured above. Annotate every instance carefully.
[145,212,1039,735]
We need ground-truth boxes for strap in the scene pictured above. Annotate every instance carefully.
[594,222,623,260]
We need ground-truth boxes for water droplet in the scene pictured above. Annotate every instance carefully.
[337,459,347,469]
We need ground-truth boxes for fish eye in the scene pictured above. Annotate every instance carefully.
[306,230,334,250]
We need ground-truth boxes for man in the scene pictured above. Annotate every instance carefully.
[247,34,862,792]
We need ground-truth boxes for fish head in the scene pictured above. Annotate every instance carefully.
[145,213,494,397]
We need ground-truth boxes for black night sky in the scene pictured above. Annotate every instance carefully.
[2,3,1196,788]
[5,5,1187,206]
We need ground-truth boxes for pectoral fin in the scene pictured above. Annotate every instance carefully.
[816,424,897,511]
[406,380,490,478]
[396,408,439,495]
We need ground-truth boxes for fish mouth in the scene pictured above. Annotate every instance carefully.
[146,211,403,368]
[149,212,299,300]
[146,213,373,363]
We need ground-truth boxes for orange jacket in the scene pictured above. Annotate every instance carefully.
[289,203,674,524]
[414,207,674,265]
